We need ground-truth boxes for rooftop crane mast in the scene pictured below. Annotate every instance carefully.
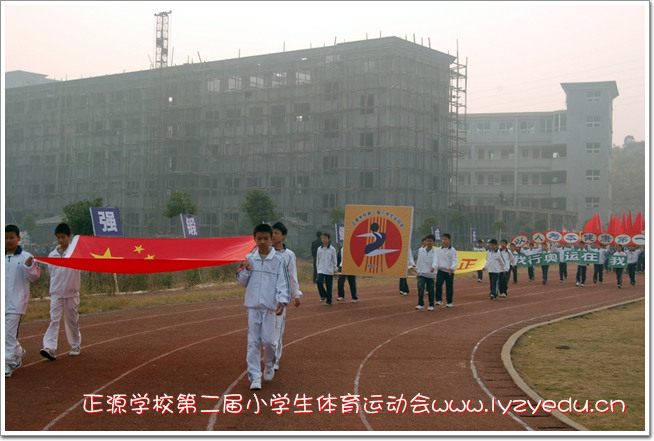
[154,11,172,68]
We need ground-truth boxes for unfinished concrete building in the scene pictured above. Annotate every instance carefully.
[5,37,463,243]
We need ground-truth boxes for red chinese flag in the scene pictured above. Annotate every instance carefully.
[36,235,255,274]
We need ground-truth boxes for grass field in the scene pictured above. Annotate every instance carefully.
[511,299,645,431]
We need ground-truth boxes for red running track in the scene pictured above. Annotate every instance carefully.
[3,274,645,434]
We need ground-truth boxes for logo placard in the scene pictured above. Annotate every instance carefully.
[342,205,414,277]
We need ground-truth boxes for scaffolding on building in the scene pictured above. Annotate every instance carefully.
[448,42,468,207]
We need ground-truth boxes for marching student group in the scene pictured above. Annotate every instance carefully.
[4,222,646,392]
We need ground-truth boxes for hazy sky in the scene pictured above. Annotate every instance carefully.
[2,1,648,146]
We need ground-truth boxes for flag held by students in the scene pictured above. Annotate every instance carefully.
[36,235,255,274]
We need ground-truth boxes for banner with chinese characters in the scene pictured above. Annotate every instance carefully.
[454,251,487,274]
[180,214,200,238]
[515,252,560,267]
[342,205,414,277]
[90,207,123,237]
[607,254,628,269]
[516,250,600,267]
[36,235,255,274]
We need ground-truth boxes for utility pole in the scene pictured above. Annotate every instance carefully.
[154,11,172,68]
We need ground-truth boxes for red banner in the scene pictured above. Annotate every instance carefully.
[36,235,255,274]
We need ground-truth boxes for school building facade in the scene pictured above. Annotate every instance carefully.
[455,81,618,237]
[5,37,461,244]
[5,36,616,245]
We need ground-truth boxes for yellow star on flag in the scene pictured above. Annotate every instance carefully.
[145,254,155,260]
[90,248,124,259]
[134,245,145,254]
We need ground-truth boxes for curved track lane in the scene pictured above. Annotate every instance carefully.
[3,276,644,433]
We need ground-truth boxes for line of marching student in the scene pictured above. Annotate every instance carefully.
[471,239,645,295]
[401,236,644,308]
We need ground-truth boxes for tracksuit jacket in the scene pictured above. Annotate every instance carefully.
[5,246,41,314]
[237,249,290,310]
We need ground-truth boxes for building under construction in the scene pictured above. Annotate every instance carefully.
[5,36,464,243]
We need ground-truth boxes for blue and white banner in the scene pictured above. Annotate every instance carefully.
[181,214,200,238]
[90,207,123,237]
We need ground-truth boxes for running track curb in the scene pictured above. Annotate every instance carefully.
[500,297,645,432]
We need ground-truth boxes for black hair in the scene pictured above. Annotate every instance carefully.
[489,239,498,245]
[5,224,20,236]
[272,222,288,236]
[442,233,451,240]
[54,222,72,236]
[316,231,322,238]
[425,234,436,241]
[253,223,273,237]
[321,232,331,239]
[500,239,508,244]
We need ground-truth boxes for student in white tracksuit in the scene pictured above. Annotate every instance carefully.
[484,239,504,300]
[41,223,82,360]
[5,224,41,378]
[271,222,302,372]
[236,224,290,391]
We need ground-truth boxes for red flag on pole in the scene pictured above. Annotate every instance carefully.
[634,211,645,234]
[618,212,631,234]
[36,235,255,274]
[583,213,603,234]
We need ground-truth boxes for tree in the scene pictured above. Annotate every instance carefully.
[417,215,439,237]
[492,220,507,235]
[146,218,159,237]
[447,202,470,241]
[20,214,36,236]
[535,218,549,232]
[62,198,103,235]
[329,209,345,225]
[241,189,278,227]
[162,191,197,218]
[220,219,238,237]
[611,140,645,214]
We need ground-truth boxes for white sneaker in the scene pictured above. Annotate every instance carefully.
[436,301,443,306]
[274,362,280,371]
[70,347,81,356]
[337,297,344,301]
[264,366,275,382]
[40,348,56,361]
[250,379,262,390]
[351,299,358,303]
[415,305,424,310]
[446,303,453,308]
[499,293,507,298]
[427,306,434,311]
[5,363,12,378]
